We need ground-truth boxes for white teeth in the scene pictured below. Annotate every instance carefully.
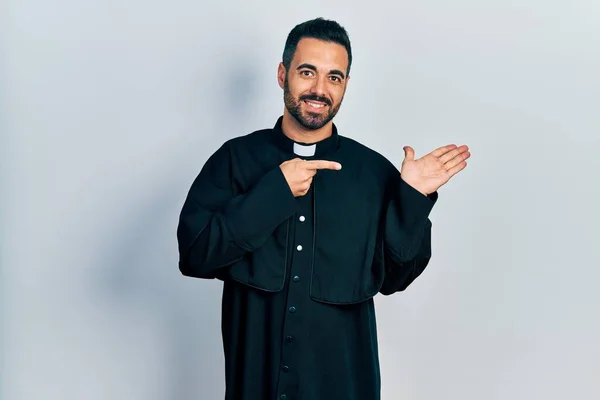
[306,101,325,108]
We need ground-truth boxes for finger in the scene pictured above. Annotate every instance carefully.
[403,146,415,161]
[303,169,317,179]
[304,160,342,170]
[431,144,458,158]
[444,151,471,170]
[303,175,315,183]
[301,179,313,193]
[446,160,467,177]
[439,145,469,164]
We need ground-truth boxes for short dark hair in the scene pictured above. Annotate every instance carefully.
[282,17,352,75]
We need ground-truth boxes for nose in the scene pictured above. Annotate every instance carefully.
[310,75,327,97]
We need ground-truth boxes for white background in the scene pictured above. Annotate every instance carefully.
[2,1,599,399]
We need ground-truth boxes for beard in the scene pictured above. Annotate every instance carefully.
[283,76,343,130]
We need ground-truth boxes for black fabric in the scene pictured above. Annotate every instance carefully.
[177,116,437,400]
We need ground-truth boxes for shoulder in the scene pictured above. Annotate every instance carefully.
[200,126,271,170]
[203,127,272,164]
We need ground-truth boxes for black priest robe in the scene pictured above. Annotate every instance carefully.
[177,116,438,400]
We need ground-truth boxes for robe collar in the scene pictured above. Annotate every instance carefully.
[271,116,340,158]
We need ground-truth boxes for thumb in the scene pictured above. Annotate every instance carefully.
[403,146,415,161]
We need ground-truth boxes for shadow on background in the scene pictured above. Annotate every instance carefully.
[93,58,260,399]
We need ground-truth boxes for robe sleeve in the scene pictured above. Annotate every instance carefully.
[177,142,298,279]
[379,170,438,295]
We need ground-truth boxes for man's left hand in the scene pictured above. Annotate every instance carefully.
[400,144,470,195]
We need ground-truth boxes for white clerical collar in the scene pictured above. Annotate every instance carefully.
[293,142,316,157]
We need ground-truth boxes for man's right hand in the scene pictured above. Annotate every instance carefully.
[280,158,342,197]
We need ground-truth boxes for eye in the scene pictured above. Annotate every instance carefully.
[329,76,340,82]
[300,70,314,77]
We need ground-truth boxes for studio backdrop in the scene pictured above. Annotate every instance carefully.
[1,1,599,399]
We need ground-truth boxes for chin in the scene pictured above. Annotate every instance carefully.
[303,111,325,121]
[300,117,329,130]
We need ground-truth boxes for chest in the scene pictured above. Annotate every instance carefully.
[230,149,388,228]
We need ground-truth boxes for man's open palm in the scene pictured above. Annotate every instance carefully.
[400,144,470,195]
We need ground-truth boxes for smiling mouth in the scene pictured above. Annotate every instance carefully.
[304,100,328,110]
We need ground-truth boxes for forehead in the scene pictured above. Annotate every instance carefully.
[291,38,349,72]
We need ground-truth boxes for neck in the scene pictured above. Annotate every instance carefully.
[281,110,333,144]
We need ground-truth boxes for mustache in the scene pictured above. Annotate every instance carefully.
[299,94,331,106]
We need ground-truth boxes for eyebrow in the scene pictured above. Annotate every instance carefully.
[296,63,346,80]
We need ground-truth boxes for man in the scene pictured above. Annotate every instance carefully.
[177,17,470,400]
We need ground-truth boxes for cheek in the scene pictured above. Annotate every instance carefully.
[288,78,313,96]
[331,87,346,103]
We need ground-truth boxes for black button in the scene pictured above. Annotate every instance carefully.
[280,395,287,400]
[285,335,293,343]
[292,275,300,282]
[289,306,296,313]
[282,365,290,372]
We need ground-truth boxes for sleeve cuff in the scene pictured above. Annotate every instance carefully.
[395,176,437,231]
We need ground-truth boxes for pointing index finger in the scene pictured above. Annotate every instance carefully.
[304,160,342,170]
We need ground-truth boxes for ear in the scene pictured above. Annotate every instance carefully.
[342,74,350,95]
[277,62,286,89]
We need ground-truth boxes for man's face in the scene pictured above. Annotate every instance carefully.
[279,38,350,130]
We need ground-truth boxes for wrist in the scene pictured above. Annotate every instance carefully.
[400,176,428,196]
